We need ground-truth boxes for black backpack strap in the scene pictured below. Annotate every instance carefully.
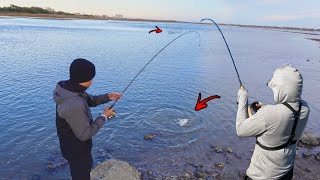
[283,102,302,143]
[256,102,302,151]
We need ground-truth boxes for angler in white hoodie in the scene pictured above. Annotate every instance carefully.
[236,64,310,180]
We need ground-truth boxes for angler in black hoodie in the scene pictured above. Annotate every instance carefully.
[53,58,121,180]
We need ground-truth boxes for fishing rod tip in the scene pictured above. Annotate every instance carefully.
[200,18,210,23]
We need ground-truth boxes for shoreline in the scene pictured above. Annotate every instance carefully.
[1,13,320,32]
[0,12,185,23]
[44,132,320,180]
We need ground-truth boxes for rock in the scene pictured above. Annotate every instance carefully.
[47,161,56,170]
[169,176,178,180]
[47,158,68,170]
[184,173,191,178]
[91,159,141,180]
[144,134,156,140]
[226,147,233,153]
[299,132,320,147]
[302,152,313,158]
[226,155,231,164]
[307,59,310,62]
[235,153,243,159]
[215,163,224,169]
[195,171,204,178]
[214,147,223,153]
[315,152,320,161]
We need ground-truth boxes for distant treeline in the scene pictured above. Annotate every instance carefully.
[0,4,74,15]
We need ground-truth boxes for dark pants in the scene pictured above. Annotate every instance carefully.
[66,153,93,180]
[244,167,294,180]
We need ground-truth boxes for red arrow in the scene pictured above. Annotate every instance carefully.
[149,26,163,34]
[195,93,221,111]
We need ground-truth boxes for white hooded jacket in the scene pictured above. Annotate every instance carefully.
[236,64,310,179]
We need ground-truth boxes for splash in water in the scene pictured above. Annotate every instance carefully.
[176,118,191,127]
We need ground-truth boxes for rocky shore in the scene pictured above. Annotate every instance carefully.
[48,132,320,180]
[88,132,320,180]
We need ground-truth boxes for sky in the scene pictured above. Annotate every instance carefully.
[0,0,319,28]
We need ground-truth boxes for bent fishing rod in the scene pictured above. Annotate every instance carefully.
[201,18,243,86]
[109,31,201,109]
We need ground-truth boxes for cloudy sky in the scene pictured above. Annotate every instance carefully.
[0,0,319,28]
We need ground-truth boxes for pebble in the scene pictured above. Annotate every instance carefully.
[302,152,313,158]
[47,161,55,170]
[215,147,223,153]
[170,176,178,180]
[226,147,233,153]
[226,155,231,164]
[195,171,204,178]
[144,134,156,140]
[235,153,243,159]
[215,163,225,169]
[184,173,191,178]
[315,152,320,161]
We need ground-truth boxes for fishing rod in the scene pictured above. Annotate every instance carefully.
[109,31,201,109]
[201,18,243,86]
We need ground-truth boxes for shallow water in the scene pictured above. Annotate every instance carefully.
[0,17,319,179]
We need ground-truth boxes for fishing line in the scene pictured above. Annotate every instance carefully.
[110,31,200,109]
[201,18,243,86]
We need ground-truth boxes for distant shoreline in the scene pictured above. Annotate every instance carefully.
[1,12,320,32]
[0,12,183,23]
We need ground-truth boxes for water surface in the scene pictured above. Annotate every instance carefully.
[0,17,319,179]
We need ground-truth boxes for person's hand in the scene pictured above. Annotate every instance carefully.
[238,85,247,94]
[255,103,263,108]
[237,85,248,104]
[107,92,122,101]
[103,106,115,118]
